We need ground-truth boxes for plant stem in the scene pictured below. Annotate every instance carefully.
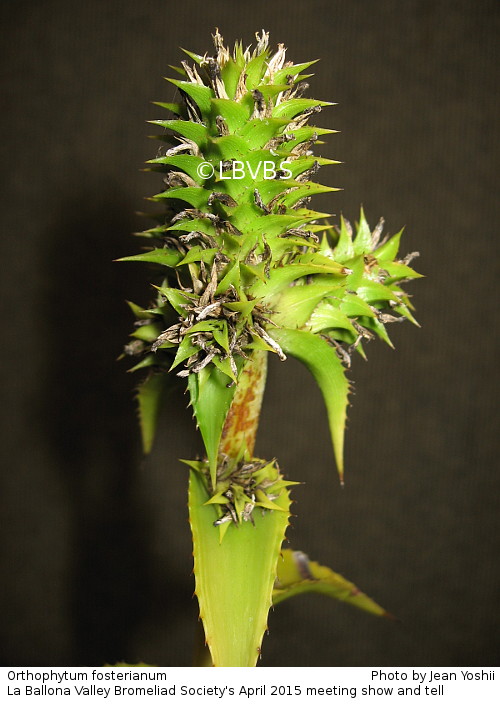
[219,349,268,459]
[192,349,268,666]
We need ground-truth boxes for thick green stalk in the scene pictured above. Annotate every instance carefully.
[189,349,291,666]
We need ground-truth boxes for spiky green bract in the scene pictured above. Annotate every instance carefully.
[273,549,393,618]
[183,454,297,542]
[188,462,291,666]
[121,30,420,479]
[187,364,240,486]
[136,372,169,454]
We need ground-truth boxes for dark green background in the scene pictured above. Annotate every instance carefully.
[1,0,498,666]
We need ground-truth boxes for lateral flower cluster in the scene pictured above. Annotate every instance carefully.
[120,30,421,481]
[183,455,298,541]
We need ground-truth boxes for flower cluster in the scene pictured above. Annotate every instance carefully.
[120,30,421,478]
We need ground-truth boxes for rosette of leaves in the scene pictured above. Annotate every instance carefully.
[120,30,421,666]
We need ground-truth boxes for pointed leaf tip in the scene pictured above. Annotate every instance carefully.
[136,372,169,454]
[187,366,238,488]
[271,328,349,480]
[273,549,390,618]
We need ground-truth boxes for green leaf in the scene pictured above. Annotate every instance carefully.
[339,293,375,318]
[221,59,243,99]
[251,257,347,300]
[209,134,251,160]
[212,320,229,352]
[300,257,352,282]
[189,469,291,666]
[149,119,208,146]
[155,286,195,315]
[134,224,170,237]
[126,300,155,319]
[136,372,169,454]
[285,155,338,180]
[352,207,372,255]
[272,283,343,329]
[237,118,289,150]
[215,260,240,295]
[251,177,297,202]
[130,323,163,342]
[273,60,319,85]
[272,98,332,120]
[362,316,393,347]
[180,48,204,65]
[374,228,403,261]
[393,302,419,325]
[284,126,335,149]
[232,40,246,67]
[146,154,206,183]
[152,186,209,209]
[166,79,214,118]
[169,336,199,371]
[244,83,289,104]
[273,549,391,618]
[244,52,269,90]
[357,281,398,304]
[223,300,257,316]
[240,261,267,284]
[211,98,249,131]
[127,354,157,373]
[186,320,230,353]
[177,246,218,266]
[382,261,423,281]
[167,218,217,237]
[308,300,358,336]
[188,366,238,487]
[245,213,318,238]
[151,101,183,115]
[279,183,337,208]
[211,355,237,383]
[333,215,355,261]
[167,65,187,77]
[271,328,349,482]
[117,249,183,267]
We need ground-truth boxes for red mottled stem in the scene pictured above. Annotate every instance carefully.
[219,350,268,458]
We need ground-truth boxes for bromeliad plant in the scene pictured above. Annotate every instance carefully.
[120,30,421,666]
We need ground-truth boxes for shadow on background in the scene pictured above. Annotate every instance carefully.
[40,190,190,665]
